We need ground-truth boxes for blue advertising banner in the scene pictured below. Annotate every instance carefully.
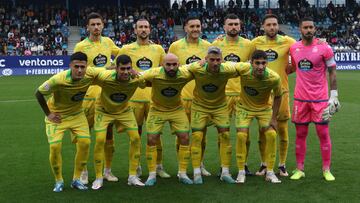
[0,56,70,76]
[334,52,360,70]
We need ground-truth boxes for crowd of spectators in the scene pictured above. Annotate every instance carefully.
[0,3,69,56]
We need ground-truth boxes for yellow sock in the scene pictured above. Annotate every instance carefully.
[49,142,63,182]
[258,130,266,163]
[128,130,141,175]
[264,129,277,171]
[156,137,163,165]
[219,131,232,168]
[94,130,106,178]
[104,139,114,169]
[191,131,203,169]
[146,145,157,173]
[178,145,190,173]
[74,138,90,179]
[236,132,247,170]
[278,120,289,165]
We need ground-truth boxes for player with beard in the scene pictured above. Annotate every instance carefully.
[116,18,169,178]
[288,17,339,181]
[212,13,255,176]
[74,12,121,184]
[251,14,296,177]
[168,16,212,176]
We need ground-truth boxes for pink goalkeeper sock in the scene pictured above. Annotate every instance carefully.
[315,124,332,171]
[295,125,309,170]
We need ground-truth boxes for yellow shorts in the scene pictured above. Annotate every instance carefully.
[226,95,239,117]
[235,107,273,129]
[277,92,290,121]
[82,85,101,128]
[94,107,138,133]
[182,99,192,121]
[191,103,230,131]
[146,107,190,134]
[129,101,150,126]
[45,112,90,144]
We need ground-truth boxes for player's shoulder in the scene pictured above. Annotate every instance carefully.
[266,68,280,80]
[169,38,184,48]
[200,38,211,46]
[74,38,89,50]
[121,42,136,50]
[150,43,165,51]
[251,36,265,44]
[240,36,252,44]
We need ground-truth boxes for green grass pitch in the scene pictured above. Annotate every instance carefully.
[0,72,359,202]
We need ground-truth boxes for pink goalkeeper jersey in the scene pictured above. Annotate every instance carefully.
[290,38,335,102]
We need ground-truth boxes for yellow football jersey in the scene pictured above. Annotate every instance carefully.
[94,70,146,114]
[143,66,193,111]
[251,35,296,92]
[38,67,102,116]
[74,36,120,67]
[168,38,211,100]
[236,63,282,111]
[117,42,166,102]
[212,36,255,95]
[188,62,239,109]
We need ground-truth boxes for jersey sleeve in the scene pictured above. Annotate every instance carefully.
[142,68,156,82]
[234,62,250,76]
[73,42,81,53]
[110,39,121,57]
[323,44,335,61]
[38,76,58,95]
[158,46,166,65]
[223,62,240,78]
[168,43,176,54]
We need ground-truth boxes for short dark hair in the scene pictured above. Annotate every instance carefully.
[251,50,267,61]
[86,12,103,25]
[183,16,201,28]
[262,14,279,24]
[299,17,314,26]
[70,52,87,62]
[116,54,132,66]
[224,14,240,23]
[135,18,150,29]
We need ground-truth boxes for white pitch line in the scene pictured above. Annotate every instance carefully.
[0,99,36,103]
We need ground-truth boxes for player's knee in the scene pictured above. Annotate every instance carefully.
[177,133,190,145]
[237,132,248,142]
[77,137,91,146]
[128,130,140,144]
[191,131,203,146]
[147,134,159,146]
[264,129,277,141]
[49,143,61,154]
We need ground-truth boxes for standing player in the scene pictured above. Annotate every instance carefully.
[116,18,169,178]
[289,17,339,181]
[74,12,121,184]
[168,16,212,176]
[212,13,255,176]
[189,47,238,184]
[251,14,296,176]
[234,50,282,184]
[142,54,194,186]
[35,52,102,192]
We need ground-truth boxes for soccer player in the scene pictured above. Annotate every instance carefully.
[91,55,145,189]
[116,18,169,178]
[74,12,121,183]
[142,54,193,186]
[189,46,237,184]
[212,13,255,176]
[251,14,296,176]
[168,16,212,176]
[234,50,282,184]
[288,17,340,181]
[35,52,102,192]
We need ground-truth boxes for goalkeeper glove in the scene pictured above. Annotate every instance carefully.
[328,90,341,115]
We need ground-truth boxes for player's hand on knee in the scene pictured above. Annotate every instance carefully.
[48,113,62,123]
[328,90,340,115]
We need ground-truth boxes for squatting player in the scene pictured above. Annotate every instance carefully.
[168,16,212,176]
[35,52,102,192]
[234,50,282,184]
[74,12,121,183]
[288,17,340,181]
[142,54,193,186]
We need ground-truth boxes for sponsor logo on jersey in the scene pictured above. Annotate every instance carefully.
[298,59,313,71]
[265,49,278,62]
[244,86,259,96]
[136,57,153,70]
[93,54,107,67]
[224,53,240,62]
[161,87,179,97]
[110,93,127,102]
[71,91,87,101]
[186,55,201,64]
[202,84,218,92]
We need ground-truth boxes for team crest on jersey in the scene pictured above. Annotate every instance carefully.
[298,59,313,71]
[244,86,259,96]
[186,55,201,64]
[265,49,278,62]
[161,87,179,97]
[93,54,107,67]
[136,57,153,70]
[202,84,218,92]
[110,93,127,102]
[224,53,240,62]
[71,91,87,101]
